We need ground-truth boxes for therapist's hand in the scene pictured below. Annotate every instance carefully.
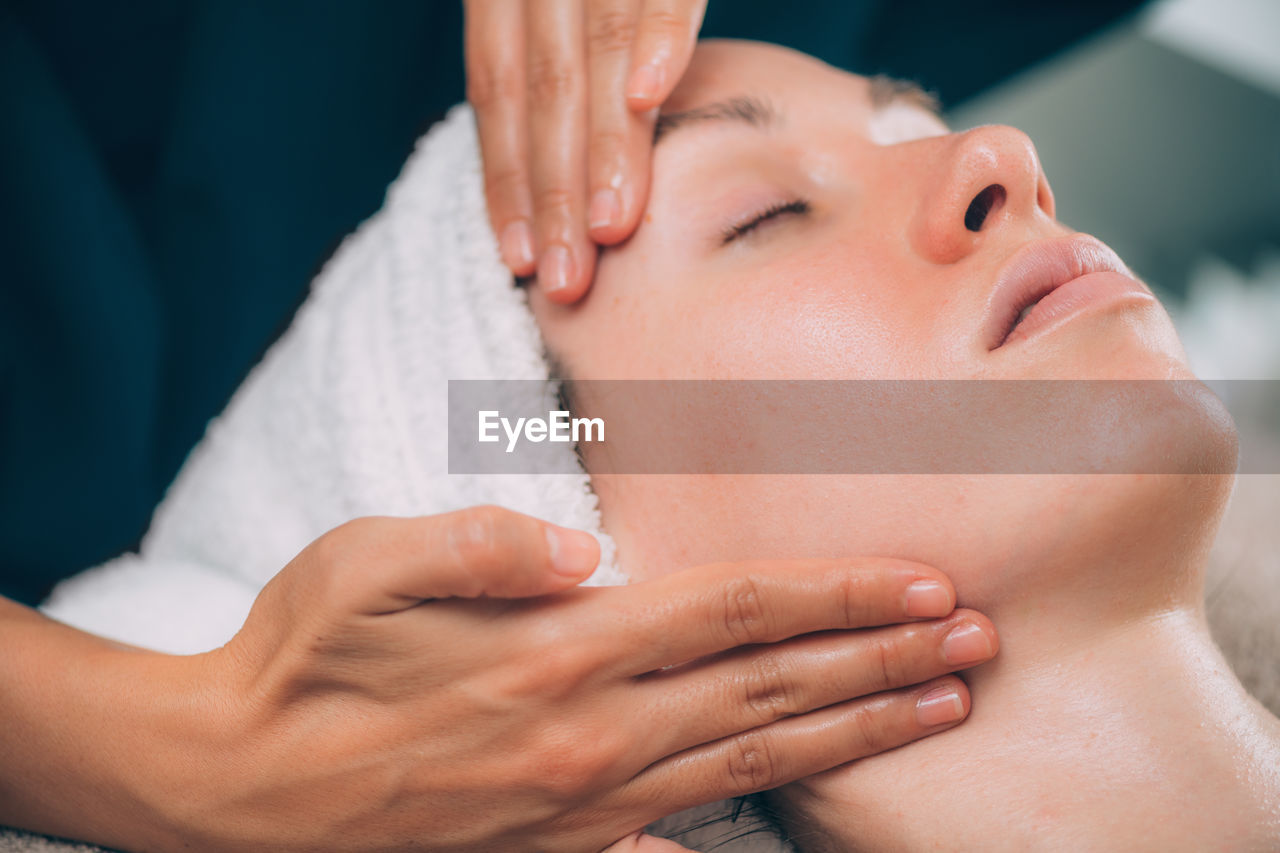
[192,507,991,852]
[0,506,994,853]
[464,1,707,302]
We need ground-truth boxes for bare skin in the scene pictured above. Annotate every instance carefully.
[0,507,996,852]
[531,40,1280,850]
[465,0,707,302]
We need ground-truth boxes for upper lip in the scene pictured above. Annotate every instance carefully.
[984,234,1133,350]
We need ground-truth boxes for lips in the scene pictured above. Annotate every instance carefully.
[984,235,1152,350]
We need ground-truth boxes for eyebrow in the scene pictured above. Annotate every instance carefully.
[651,76,942,146]
[652,95,778,145]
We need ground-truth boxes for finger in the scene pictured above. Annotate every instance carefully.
[625,0,707,111]
[526,0,596,302]
[464,0,536,275]
[593,558,957,674]
[585,0,652,244]
[601,832,696,853]
[639,610,997,756]
[622,675,971,818]
[305,508,601,614]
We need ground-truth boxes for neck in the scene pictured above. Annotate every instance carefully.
[777,602,1280,851]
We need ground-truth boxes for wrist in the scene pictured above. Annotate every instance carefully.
[0,603,234,850]
[108,647,236,851]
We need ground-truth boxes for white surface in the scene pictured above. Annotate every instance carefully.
[1144,0,1280,96]
[1172,250,1280,379]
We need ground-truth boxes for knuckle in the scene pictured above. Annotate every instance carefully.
[494,649,586,710]
[579,731,627,783]
[466,61,522,111]
[332,514,378,544]
[724,731,777,792]
[543,763,592,800]
[311,517,373,567]
[484,165,527,207]
[532,185,575,219]
[721,575,771,645]
[837,572,863,628]
[847,702,889,755]
[455,503,506,545]
[529,741,585,799]
[533,727,616,798]
[521,620,594,685]
[742,655,797,723]
[641,9,689,40]
[868,636,901,688]
[588,9,638,55]
[447,505,518,571]
[305,517,381,603]
[525,56,577,104]
[588,129,631,167]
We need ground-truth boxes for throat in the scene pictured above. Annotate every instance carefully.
[775,609,1280,851]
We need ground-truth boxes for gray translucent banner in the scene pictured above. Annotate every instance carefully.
[448,380,1280,474]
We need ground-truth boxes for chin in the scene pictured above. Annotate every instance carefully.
[835,378,1239,617]
[947,383,1238,617]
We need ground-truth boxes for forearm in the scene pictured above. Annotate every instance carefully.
[0,595,215,850]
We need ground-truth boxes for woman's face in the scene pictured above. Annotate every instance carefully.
[534,39,1186,383]
[530,40,1234,611]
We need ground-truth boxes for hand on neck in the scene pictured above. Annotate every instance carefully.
[590,403,1271,849]
[767,491,1280,852]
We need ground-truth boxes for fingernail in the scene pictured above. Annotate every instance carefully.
[904,580,952,618]
[942,622,994,666]
[538,245,575,294]
[500,220,534,270]
[589,189,620,232]
[545,525,600,577]
[627,63,663,104]
[916,685,965,727]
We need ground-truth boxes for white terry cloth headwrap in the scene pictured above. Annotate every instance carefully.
[41,104,624,655]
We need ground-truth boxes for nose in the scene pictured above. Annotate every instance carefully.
[909,125,1055,265]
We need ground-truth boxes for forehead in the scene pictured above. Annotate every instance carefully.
[664,39,873,115]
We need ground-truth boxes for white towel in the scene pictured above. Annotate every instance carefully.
[41,104,623,655]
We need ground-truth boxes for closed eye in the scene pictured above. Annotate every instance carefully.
[721,198,812,245]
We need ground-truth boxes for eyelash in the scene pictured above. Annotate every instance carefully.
[720,198,812,245]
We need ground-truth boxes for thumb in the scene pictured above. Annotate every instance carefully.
[307,506,601,614]
[601,832,697,853]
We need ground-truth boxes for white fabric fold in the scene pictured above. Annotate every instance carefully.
[42,104,622,654]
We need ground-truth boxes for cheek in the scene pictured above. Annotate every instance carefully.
[604,473,1164,615]
[576,248,941,380]
[698,248,953,380]
[735,252,919,378]
[535,238,706,379]
[608,474,1047,587]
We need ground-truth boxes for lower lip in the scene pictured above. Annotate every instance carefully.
[1001,271,1155,348]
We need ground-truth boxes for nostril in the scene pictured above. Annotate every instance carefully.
[964,184,1006,232]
